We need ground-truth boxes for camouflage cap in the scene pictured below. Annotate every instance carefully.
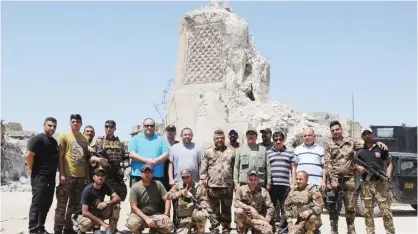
[247,169,259,176]
[180,169,192,177]
[141,164,154,172]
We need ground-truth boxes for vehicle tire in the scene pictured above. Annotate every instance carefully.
[411,204,417,210]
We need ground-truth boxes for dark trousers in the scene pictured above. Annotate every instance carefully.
[270,185,290,234]
[29,175,55,233]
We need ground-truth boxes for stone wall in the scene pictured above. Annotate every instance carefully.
[166,2,363,148]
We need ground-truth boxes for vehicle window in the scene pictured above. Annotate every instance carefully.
[400,159,417,176]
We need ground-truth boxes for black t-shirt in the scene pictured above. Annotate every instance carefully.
[81,183,114,211]
[357,143,389,181]
[28,133,58,178]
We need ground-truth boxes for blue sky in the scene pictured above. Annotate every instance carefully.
[2,1,416,141]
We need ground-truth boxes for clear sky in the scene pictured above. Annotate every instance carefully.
[2,1,416,141]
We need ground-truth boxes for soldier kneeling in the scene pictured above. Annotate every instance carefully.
[284,171,324,234]
[75,168,121,234]
[234,169,274,234]
[165,169,208,234]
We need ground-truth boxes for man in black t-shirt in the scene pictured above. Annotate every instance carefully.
[354,128,395,234]
[26,117,58,234]
[75,168,121,233]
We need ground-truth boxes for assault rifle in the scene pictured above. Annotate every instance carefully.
[352,156,403,201]
[326,175,345,234]
[189,193,218,224]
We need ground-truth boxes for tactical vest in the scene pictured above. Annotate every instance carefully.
[96,136,124,181]
[238,145,268,185]
[286,185,314,218]
[177,183,199,218]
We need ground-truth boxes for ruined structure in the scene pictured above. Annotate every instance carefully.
[165,1,362,148]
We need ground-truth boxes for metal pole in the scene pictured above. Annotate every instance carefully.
[352,92,355,137]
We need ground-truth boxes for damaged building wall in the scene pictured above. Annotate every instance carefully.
[165,2,362,148]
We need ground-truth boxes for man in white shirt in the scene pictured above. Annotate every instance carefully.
[293,128,326,191]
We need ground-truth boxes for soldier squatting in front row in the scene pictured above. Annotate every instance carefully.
[26,115,398,234]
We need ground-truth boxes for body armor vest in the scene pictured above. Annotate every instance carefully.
[97,136,124,181]
[177,183,199,218]
[287,185,314,218]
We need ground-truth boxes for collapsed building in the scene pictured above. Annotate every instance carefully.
[165,1,362,148]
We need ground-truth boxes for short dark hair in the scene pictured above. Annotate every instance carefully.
[84,125,95,131]
[272,131,285,139]
[181,127,193,135]
[214,130,224,135]
[44,117,57,124]
[70,114,82,122]
[329,121,341,128]
[105,120,116,127]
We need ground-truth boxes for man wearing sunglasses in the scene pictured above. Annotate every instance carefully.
[267,131,296,234]
[89,120,129,228]
[128,118,170,187]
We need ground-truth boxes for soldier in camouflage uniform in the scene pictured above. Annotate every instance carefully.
[90,121,129,201]
[324,121,387,234]
[165,168,208,234]
[234,168,274,234]
[284,171,324,234]
[200,130,235,234]
[355,128,395,234]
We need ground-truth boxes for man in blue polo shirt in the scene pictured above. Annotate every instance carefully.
[128,118,170,188]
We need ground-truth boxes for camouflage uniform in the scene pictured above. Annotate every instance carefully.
[284,185,324,234]
[323,137,363,234]
[361,180,395,234]
[91,136,129,201]
[234,184,274,234]
[54,177,86,232]
[126,214,173,234]
[166,182,208,234]
[200,145,235,234]
[75,203,121,232]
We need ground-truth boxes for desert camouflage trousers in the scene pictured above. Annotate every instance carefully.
[326,175,356,233]
[54,176,86,232]
[287,215,321,234]
[361,180,395,234]
[176,210,207,234]
[234,208,273,234]
[76,204,121,232]
[207,187,233,233]
[125,213,174,234]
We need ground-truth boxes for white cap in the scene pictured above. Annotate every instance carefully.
[361,127,373,134]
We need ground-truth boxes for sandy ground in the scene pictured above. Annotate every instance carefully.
[1,191,416,234]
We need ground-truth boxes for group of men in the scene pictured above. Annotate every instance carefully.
[26,114,396,234]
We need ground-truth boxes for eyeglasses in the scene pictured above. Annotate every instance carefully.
[105,125,114,129]
[144,125,155,128]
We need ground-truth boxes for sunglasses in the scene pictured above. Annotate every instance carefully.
[144,125,155,128]
[95,173,105,177]
[105,125,114,129]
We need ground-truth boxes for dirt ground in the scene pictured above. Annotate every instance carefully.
[1,191,416,234]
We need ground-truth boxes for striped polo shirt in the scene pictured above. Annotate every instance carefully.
[267,145,295,186]
[293,143,324,186]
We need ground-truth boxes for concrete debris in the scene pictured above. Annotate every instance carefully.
[166,2,363,148]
